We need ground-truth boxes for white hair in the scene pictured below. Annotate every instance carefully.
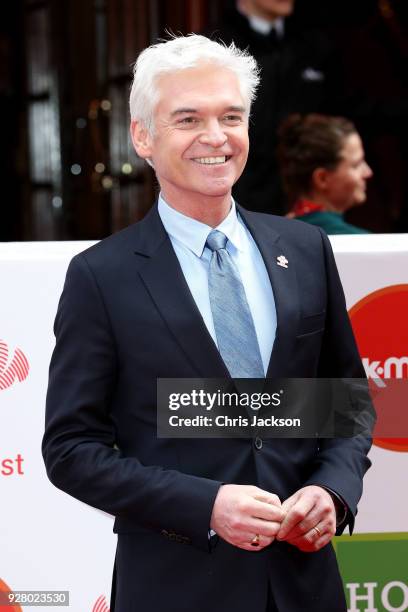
[129,34,260,134]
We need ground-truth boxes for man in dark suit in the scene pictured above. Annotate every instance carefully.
[43,35,372,611]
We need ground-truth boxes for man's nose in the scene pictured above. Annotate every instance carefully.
[198,120,227,147]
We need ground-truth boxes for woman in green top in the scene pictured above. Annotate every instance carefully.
[277,114,373,234]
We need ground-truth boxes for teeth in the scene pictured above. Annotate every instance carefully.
[193,156,227,164]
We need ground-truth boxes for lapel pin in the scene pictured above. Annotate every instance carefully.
[277,255,288,268]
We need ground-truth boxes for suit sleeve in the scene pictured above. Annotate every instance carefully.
[42,254,221,552]
[303,229,375,534]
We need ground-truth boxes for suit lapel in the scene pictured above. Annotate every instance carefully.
[133,205,230,378]
[237,207,300,378]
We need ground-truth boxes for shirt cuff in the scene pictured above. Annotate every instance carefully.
[320,486,348,526]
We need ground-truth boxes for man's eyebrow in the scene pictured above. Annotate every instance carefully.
[170,108,198,117]
[170,105,246,117]
[224,106,246,113]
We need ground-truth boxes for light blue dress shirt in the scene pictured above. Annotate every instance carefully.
[158,195,277,375]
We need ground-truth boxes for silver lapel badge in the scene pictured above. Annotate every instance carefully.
[277,255,288,268]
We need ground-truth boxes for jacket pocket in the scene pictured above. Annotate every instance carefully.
[297,311,326,337]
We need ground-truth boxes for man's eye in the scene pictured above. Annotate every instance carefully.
[223,115,243,123]
[178,117,198,125]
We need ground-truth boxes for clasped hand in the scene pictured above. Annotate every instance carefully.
[210,484,336,552]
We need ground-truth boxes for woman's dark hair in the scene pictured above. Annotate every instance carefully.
[277,113,357,205]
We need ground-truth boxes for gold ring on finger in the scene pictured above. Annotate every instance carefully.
[313,526,322,538]
[251,534,260,547]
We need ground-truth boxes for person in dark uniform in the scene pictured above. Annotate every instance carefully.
[205,0,339,214]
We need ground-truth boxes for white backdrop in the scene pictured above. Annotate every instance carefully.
[0,242,112,612]
[1,235,407,611]
[331,234,408,533]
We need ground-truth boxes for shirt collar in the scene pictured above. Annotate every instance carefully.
[248,15,284,37]
[158,194,245,257]
[237,6,285,38]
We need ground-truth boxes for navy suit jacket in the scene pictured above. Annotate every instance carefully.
[43,205,372,612]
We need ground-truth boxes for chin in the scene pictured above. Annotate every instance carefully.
[205,190,232,199]
[203,181,234,197]
[355,193,367,205]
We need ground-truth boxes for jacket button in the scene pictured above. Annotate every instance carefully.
[254,437,263,450]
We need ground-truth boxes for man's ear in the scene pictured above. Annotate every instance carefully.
[130,120,153,160]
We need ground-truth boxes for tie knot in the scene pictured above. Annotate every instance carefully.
[206,230,228,252]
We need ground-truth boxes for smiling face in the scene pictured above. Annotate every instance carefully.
[323,133,373,212]
[131,64,249,222]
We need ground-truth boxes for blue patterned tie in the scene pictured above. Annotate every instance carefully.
[206,230,264,378]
